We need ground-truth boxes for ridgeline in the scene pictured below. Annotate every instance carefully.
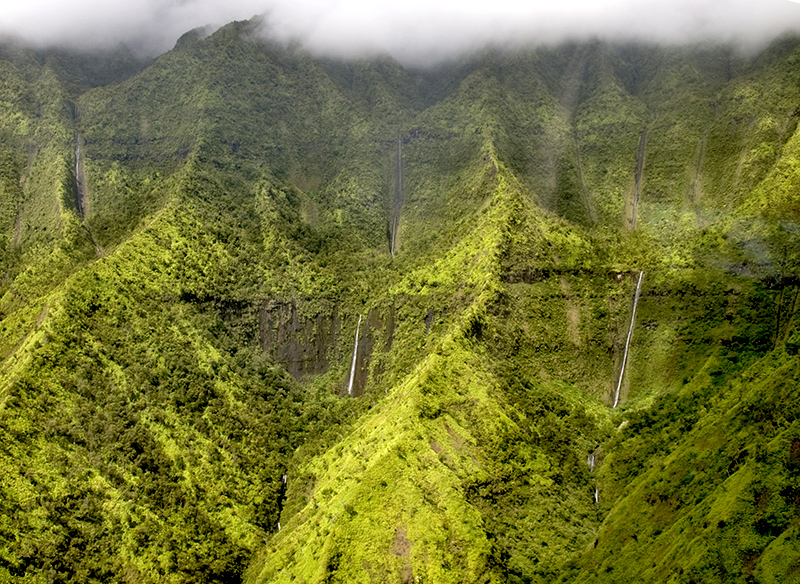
[0,20,799,583]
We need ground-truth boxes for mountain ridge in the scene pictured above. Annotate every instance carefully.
[0,20,799,583]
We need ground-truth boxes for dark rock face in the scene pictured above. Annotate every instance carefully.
[257,300,395,395]
[259,300,341,378]
[348,307,395,396]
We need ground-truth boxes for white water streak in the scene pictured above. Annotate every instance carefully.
[391,136,402,257]
[613,271,644,408]
[347,314,362,396]
[74,134,84,218]
[632,131,646,231]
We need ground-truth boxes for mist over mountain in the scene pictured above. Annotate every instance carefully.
[3,0,800,62]
[0,12,800,584]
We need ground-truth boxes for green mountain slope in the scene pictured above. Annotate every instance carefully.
[0,20,799,583]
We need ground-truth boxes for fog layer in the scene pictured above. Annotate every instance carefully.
[2,0,800,62]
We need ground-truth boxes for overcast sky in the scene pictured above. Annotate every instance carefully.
[2,0,800,63]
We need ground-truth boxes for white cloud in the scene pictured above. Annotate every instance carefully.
[259,0,800,63]
[1,0,799,60]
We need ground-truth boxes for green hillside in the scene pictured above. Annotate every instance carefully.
[0,19,799,583]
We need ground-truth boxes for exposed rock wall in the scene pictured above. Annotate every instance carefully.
[257,300,395,396]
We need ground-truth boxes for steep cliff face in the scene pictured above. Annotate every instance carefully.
[254,300,394,396]
[258,300,341,378]
[0,21,799,584]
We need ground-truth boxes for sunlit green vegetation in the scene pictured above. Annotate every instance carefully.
[0,19,798,583]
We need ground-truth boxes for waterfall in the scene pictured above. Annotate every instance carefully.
[574,132,596,224]
[613,271,644,408]
[611,132,647,407]
[347,314,362,396]
[587,453,595,472]
[391,136,402,257]
[594,488,599,505]
[632,131,647,230]
[390,214,398,257]
[73,133,102,256]
[74,134,85,219]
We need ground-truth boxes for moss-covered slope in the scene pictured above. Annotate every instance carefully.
[0,21,799,584]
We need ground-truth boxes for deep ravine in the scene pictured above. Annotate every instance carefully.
[74,133,86,220]
[74,132,102,256]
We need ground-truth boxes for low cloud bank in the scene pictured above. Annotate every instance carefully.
[2,0,800,62]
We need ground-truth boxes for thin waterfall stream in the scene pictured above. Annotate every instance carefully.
[631,131,647,230]
[613,270,644,408]
[574,132,596,224]
[74,132,102,256]
[611,130,648,407]
[347,315,362,396]
[74,133,86,219]
[594,133,649,501]
[390,136,402,257]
